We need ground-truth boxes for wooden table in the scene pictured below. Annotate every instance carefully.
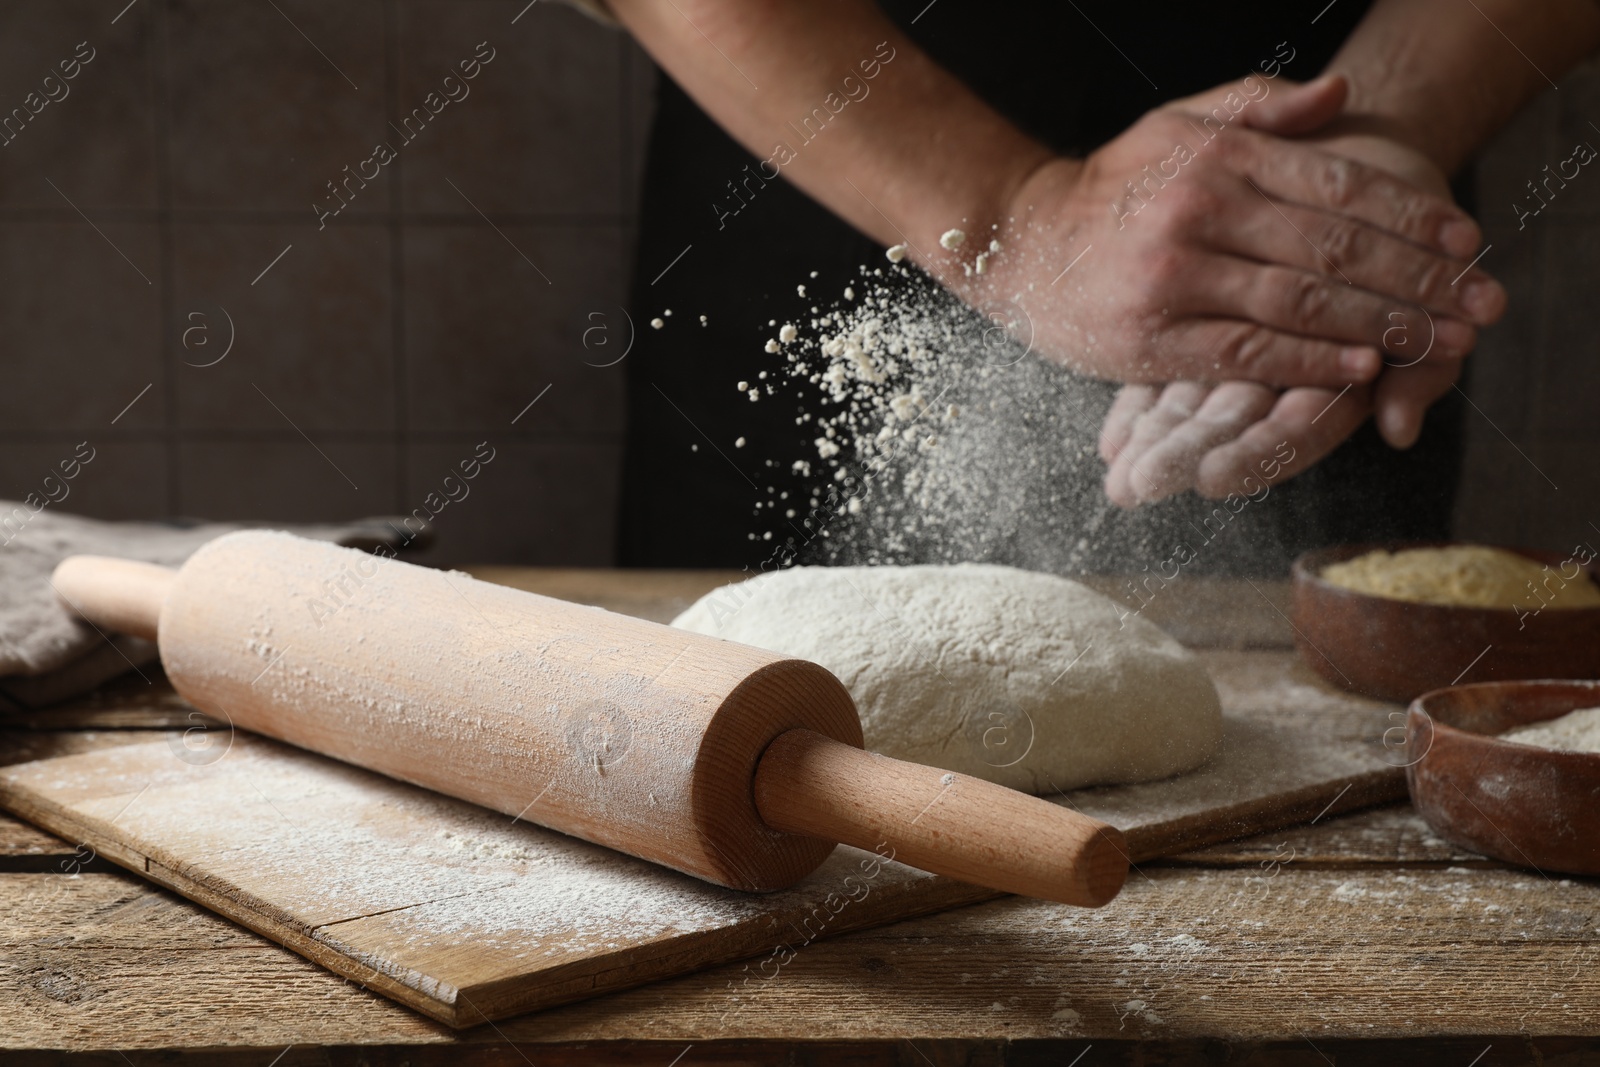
[3,569,1598,1064]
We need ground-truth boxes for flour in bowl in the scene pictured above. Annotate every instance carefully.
[1501,706,1600,753]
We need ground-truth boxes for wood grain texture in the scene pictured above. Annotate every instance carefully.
[0,732,989,1029]
[0,668,199,730]
[754,729,1128,906]
[0,812,80,873]
[0,649,1404,1028]
[51,556,171,642]
[6,857,1598,1052]
[6,567,1589,1058]
[1160,802,1496,868]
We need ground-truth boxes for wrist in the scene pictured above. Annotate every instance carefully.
[902,144,1063,278]
[920,153,1082,302]
[1318,104,1457,176]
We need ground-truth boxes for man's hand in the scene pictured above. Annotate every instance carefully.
[977,75,1502,392]
[1099,113,1479,506]
[1095,0,1600,509]
[1100,380,1372,504]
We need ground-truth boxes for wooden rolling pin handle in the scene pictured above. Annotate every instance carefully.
[753,729,1129,907]
[51,555,177,643]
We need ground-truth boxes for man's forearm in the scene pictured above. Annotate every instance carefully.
[606,0,1054,263]
[1328,0,1600,174]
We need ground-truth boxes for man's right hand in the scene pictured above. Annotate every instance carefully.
[975,76,1503,391]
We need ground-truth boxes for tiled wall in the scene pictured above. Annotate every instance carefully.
[0,0,650,566]
[0,2,1591,564]
[1453,59,1600,553]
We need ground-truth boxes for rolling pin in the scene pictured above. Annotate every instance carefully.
[52,530,1127,906]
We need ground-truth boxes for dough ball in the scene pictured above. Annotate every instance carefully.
[672,563,1222,793]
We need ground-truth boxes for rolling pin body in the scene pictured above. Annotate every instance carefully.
[53,531,1127,905]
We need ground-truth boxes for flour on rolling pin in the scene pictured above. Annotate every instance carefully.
[141,531,863,892]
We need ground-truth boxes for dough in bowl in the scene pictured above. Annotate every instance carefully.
[672,563,1222,794]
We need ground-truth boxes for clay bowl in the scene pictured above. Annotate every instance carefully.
[1406,680,1600,875]
[1290,542,1600,703]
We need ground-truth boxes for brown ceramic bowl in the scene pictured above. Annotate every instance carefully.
[1290,542,1600,703]
[1406,680,1600,875]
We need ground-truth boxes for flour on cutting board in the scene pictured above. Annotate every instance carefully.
[53,736,758,935]
[5,733,922,992]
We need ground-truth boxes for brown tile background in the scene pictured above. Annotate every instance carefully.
[0,0,639,565]
[0,0,1592,564]
[1453,68,1600,552]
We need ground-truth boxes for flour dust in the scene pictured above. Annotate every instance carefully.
[717,232,1292,579]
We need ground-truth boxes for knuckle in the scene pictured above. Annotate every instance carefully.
[1316,156,1360,209]
[1412,255,1449,303]
[1236,328,1274,370]
[1318,218,1360,267]
[1390,191,1432,241]
[1226,324,1276,376]
[1282,272,1331,324]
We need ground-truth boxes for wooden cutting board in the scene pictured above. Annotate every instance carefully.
[0,646,1405,1028]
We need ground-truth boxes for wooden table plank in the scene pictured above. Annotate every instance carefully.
[1,566,1565,1056]
[5,858,1597,1051]
[0,812,72,866]
[489,865,1600,1045]
[0,732,186,873]
[1163,802,1497,869]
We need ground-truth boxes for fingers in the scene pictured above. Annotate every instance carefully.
[1195,384,1373,499]
[1220,128,1481,258]
[1373,358,1462,448]
[1239,74,1348,137]
[1122,383,1279,505]
[1103,382,1212,507]
[1185,257,1481,361]
[1153,317,1381,388]
[1100,362,1455,512]
[1208,198,1505,327]
[1099,384,1159,463]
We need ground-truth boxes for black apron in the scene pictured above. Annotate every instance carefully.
[618,0,1466,574]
